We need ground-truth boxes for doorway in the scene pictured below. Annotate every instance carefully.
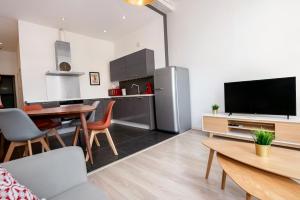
[0,75,17,108]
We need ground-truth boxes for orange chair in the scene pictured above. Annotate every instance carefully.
[23,104,66,147]
[84,101,118,161]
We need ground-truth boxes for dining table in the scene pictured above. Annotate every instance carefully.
[25,104,96,164]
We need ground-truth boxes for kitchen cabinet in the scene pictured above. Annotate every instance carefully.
[112,96,156,130]
[110,58,126,82]
[110,49,155,81]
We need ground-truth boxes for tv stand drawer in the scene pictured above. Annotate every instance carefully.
[275,123,300,143]
[203,116,227,133]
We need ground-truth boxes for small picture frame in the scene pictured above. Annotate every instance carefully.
[89,72,100,85]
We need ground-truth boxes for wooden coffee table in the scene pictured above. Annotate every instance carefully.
[217,153,300,200]
[202,138,300,200]
[202,138,300,180]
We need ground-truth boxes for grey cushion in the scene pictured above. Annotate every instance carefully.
[2,147,87,199]
[49,182,107,200]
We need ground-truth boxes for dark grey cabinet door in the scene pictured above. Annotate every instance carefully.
[125,50,147,80]
[112,96,155,129]
[110,49,155,81]
[110,58,126,82]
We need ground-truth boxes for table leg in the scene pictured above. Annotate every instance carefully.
[205,149,215,179]
[221,170,226,190]
[80,113,93,164]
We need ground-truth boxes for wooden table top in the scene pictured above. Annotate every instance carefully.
[202,138,300,180]
[26,104,96,117]
[217,153,300,200]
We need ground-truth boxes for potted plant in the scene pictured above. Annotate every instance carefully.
[212,104,219,114]
[253,129,275,157]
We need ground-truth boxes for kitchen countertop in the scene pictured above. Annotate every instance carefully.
[110,94,155,98]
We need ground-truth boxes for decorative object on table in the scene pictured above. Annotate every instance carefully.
[89,72,100,85]
[212,104,219,114]
[145,82,153,94]
[253,129,275,157]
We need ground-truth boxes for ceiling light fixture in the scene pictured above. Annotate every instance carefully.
[124,0,154,6]
[61,17,65,21]
[103,30,107,33]
[122,16,126,20]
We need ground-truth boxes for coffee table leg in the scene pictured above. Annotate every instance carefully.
[205,149,215,179]
[221,170,226,190]
[80,113,94,164]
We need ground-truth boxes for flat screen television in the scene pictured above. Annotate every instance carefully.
[224,77,296,116]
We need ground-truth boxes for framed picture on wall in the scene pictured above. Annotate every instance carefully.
[89,72,100,85]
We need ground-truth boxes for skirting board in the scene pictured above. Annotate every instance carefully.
[112,119,150,130]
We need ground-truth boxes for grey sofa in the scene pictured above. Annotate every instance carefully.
[1,147,107,200]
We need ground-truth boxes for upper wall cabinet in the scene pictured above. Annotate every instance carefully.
[110,49,155,81]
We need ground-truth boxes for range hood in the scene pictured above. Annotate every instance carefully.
[46,38,84,76]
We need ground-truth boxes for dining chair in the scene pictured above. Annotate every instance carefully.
[85,101,118,161]
[72,101,100,146]
[0,108,50,162]
[23,104,66,147]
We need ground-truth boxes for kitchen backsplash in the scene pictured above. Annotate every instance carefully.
[119,77,154,95]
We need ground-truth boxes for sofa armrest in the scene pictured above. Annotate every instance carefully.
[1,147,87,199]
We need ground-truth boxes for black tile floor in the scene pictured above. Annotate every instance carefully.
[6,124,176,172]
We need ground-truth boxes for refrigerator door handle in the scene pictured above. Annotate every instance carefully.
[155,88,164,91]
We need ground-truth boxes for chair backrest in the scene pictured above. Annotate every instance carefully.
[87,101,100,122]
[102,101,115,127]
[23,104,43,111]
[0,109,44,142]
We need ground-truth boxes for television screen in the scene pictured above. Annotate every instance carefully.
[224,77,296,116]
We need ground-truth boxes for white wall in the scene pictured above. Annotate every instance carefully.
[18,20,114,102]
[0,50,18,75]
[168,0,300,129]
[114,16,166,69]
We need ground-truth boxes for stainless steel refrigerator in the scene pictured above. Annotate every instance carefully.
[154,66,191,133]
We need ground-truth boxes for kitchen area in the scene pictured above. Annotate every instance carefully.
[0,1,191,170]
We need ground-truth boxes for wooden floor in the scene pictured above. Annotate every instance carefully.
[88,130,247,200]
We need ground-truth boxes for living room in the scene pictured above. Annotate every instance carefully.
[1,0,300,199]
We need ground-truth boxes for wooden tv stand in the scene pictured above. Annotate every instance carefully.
[202,114,300,149]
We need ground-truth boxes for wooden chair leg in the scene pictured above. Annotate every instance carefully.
[94,136,100,147]
[104,128,118,155]
[246,193,252,200]
[221,170,226,190]
[85,131,96,162]
[4,142,16,162]
[40,138,50,152]
[52,129,66,147]
[205,149,215,179]
[27,140,33,156]
[73,126,80,146]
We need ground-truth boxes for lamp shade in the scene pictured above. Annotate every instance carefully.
[124,0,155,6]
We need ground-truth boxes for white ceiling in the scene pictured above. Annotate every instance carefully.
[0,0,161,51]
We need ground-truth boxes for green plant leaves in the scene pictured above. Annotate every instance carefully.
[252,129,275,145]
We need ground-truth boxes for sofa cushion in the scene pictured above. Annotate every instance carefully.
[0,167,39,200]
[49,182,107,200]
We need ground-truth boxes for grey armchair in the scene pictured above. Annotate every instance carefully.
[0,108,50,161]
[1,147,107,200]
